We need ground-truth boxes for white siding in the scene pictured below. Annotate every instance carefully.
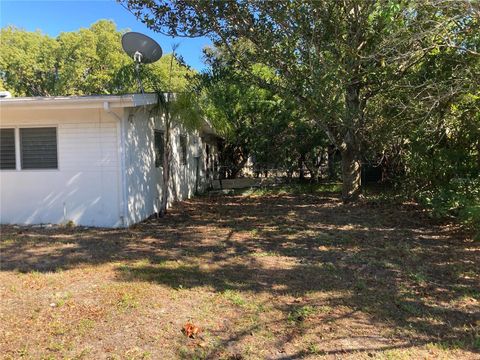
[0,98,219,228]
[124,108,208,225]
[0,108,123,227]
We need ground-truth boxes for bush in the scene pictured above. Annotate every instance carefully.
[459,204,480,241]
[416,177,480,239]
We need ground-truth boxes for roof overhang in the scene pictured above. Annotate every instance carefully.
[0,93,221,138]
[0,93,158,110]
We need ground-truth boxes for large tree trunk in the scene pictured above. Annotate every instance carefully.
[340,138,362,202]
[341,83,363,202]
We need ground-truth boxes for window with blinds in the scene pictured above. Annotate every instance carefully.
[154,130,164,168]
[20,127,58,169]
[0,128,16,170]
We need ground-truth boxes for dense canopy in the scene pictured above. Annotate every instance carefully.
[0,20,193,96]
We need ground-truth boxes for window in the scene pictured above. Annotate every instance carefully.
[154,130,164,168]
[20,127,57,169]
[179,135,187,165]
[0,128,16,170]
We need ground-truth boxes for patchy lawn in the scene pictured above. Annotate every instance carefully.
[0,189,479,359]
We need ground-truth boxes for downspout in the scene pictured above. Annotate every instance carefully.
[104,101,129,227]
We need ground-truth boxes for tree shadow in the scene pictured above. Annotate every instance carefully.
[0,193,478,357]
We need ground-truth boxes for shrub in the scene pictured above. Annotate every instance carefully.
[416,177,480,239]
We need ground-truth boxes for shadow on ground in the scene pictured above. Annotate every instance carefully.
[1,193,478,358]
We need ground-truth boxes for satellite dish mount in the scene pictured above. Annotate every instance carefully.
[133,51,143,64]
[121,32,163,93]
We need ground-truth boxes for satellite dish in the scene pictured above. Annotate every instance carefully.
[122,32,162,64]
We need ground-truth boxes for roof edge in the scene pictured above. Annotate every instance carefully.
[0,93,158,110]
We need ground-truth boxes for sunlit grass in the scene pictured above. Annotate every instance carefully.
[0,192,477,359]
[237,182,342,196]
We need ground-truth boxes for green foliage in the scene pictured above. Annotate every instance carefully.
[362,7,480,233]
[199,49,328,177]
[54,20,128,94]
[460,205,480,241]
[416,178,480,236]
[170,91,204,131]
[0,26,58,96]
[0,20,194,96]
[383,53,478,232]
[288,305,316,323]
[222,289,246,307]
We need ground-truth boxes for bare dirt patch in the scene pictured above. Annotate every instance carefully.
[1,192,478,359]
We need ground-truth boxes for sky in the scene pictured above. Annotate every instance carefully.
[0,0,212,71]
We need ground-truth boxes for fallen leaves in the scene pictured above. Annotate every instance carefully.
[182,322,200,338]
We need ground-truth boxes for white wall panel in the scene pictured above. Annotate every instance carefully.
[0,108,123,227]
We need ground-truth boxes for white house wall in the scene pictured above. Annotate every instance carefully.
[0,107,123,227]
[124,107,207,225]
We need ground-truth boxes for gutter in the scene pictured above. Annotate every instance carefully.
[103,101,129,228]
[1,93,157,110]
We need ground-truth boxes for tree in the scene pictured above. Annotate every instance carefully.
[365,20,480,234]
[199,45,329,179]
[0,20,194,96]
[0,27,58,96]
[200,56,282,178]
[121,0,478,201]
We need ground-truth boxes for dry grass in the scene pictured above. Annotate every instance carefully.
[0,190,479,359]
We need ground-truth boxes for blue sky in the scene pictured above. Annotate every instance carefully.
[0,0,211,71]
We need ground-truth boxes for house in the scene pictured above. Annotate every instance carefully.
[0,93,220,227]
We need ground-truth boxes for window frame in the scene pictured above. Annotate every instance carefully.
[19,126,59,170]
[0,128,16,170]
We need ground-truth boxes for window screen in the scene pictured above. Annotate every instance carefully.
[0,128,16,170]
[180,135,187,165]
[154,130,164,168]
[20,127,58,169]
